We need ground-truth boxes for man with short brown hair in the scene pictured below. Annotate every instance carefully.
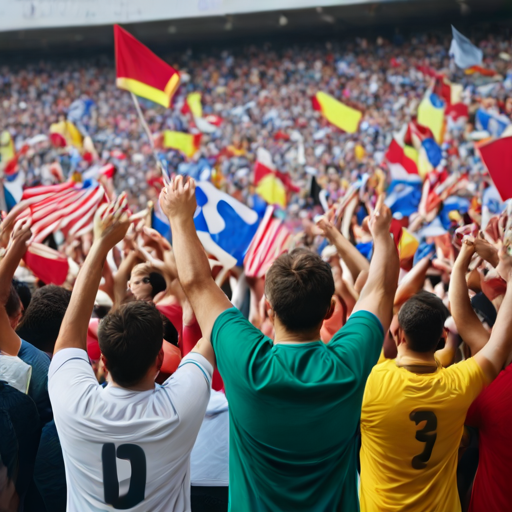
[160,177,400,512]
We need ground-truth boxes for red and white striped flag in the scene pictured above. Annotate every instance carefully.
[244,206,292,278]
[7,181,109,244]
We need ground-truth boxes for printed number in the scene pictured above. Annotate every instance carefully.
[409,411,437,470]
[102,443,147,510]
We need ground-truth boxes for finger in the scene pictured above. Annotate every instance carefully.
[375,193,385,213]
[175,175,183,192]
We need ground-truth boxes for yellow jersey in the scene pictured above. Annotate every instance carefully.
[360,358,486,512]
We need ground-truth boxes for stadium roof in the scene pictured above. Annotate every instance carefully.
[0,0,509,56]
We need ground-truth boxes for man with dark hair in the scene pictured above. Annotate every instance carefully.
[359,240,512,512]
[160,177,399,512]
[48,204,214,512]
[16,285,72,354]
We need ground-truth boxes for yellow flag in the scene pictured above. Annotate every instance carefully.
[0,131,15,168]
[187,92,203,118]
[315,91,362,134]
[49,121,83,148]
[256,174,286,208]
[399,228,419,260]
[417,93,445,144]
[163,131,200,158]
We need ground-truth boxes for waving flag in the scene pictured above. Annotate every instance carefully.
[385,125,421,183]
[385,181,422,218]
[244,206,291,278]
[417,91,445,143]
[479,136,512,200]
[475,109,511,138]
[183,92,203,118]
[49,120,83,149]
[449,25,483,70]
[163,131,201,158]
[434,75,468,121]
[405,121,442,177]
[194,182,260,268]
[7,181,109,243]
[312,91,362,134]
[24,244,69,286]
[151,200,171,240]
[253,148,298,208]
[114,25,180,108]
[0,131,15,172]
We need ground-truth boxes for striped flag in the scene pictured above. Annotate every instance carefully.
[244,206,292,278]
[8,181,109,243]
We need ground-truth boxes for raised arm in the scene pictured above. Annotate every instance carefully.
[159,177,232,366]
[474,246,512,381]
[352,196,399,333]
[54,204,130,354]
[0,220,31,355]
[317,214,370,282]
[449,238,490,355]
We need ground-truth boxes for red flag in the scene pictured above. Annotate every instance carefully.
[114,25,180,108]
[479,136,512,200]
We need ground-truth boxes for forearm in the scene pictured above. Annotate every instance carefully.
[331,230,369,282]
[449,265,489,354]
[0,247,26,304]
[113,251,140,307]
[54,242,108,353]
[354,233,399,331]
[169,218,212,291]
[476,282,512,379]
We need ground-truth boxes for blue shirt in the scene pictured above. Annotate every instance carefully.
[18,340,52,425]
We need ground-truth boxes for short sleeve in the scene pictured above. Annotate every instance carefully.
[162,352,212,422]
[48,348,98,417]
[211,307,270,387]
[328,311,384,381]
[444,358,487,409]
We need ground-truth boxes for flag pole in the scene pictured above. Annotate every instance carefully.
[130,92,170,184]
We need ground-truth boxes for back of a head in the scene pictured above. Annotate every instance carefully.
[5,284,22,320]
[98,301,163,388]
[398,290,449,353]
[265,248,334,332]
[16,285,71,353]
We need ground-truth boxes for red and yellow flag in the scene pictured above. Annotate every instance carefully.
[312,91,362,134]
[163,131,201,159]
[114,25,180,108]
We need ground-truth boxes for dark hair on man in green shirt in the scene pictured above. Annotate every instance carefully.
[265,248,335,332]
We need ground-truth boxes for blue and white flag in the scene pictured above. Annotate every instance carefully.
[151,200,172,241]
[482,184,505,229]
[475,108,511,138]
[385,180,422,218]
[450,26,483,69]
[194,182,259,268]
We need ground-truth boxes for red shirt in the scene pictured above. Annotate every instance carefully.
[466,363,512,512]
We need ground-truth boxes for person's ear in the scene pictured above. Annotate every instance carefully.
[396,327,406,347]
[156,347,164,373]
[265,299,275,326]
[101,354,109,372]
[324,298,336,320]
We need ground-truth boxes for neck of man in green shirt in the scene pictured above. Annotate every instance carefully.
[265,297,335,345]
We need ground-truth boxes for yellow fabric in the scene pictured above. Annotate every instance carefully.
[256,173,287,207]
[376,349,388,365]
[403,145,418,163]
[117,77,172,108]
[417,149,433,179]
[360,358,486,512]
[355,144,365,161]
[163,131,198,158]
[187,92,203,118]
[0,130,15,168]
[417,96,445,144]
[316,91,362,134]
[399,229,419,260]
[49,121,83,148]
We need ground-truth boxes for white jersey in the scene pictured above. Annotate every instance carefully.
[190,389,229,487]
[48,348,212,512]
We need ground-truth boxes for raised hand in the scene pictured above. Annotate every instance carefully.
[159,176,197,222]
[497,242,512,283]
[9,218,32,253]
[368,195,392,240]
[93,195,130,249]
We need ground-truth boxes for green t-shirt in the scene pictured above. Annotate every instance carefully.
[211,308,384,512]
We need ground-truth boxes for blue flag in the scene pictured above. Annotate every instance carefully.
[194,182,259,267]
